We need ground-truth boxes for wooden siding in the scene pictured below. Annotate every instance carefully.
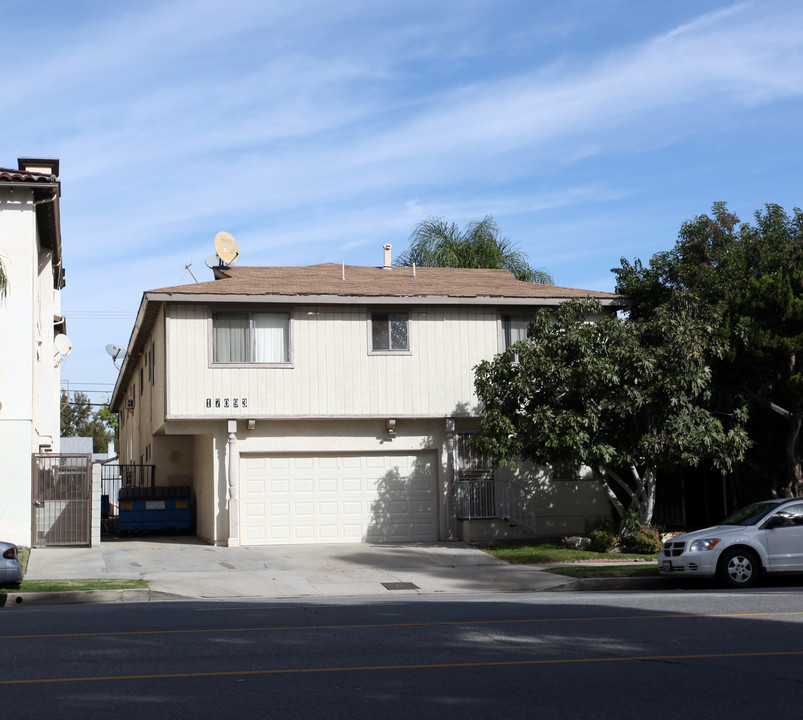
[166,304,499,418]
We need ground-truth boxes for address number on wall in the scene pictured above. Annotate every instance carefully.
[206,398,248,409]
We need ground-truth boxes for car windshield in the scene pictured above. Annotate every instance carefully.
[721,501,781,526]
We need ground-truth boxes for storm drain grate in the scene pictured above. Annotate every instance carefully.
[381,582,420,591]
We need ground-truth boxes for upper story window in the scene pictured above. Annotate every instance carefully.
[371,312,409,352]
[213,311,290,364]
[501,314,531,349]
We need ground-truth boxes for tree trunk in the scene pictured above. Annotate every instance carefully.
[638,467,657,527]
[776,412,802,497]
[597,464,657,529]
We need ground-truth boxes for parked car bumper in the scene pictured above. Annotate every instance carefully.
[1,542,24,589]
[658,552,718,578]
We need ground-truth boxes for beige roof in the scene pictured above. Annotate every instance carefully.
[149,263,621,301]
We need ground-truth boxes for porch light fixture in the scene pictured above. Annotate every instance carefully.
[247,419,256,431]
[385,418,396,440]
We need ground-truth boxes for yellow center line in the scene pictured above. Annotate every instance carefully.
[2,650,802,686]
[2,611,802,641]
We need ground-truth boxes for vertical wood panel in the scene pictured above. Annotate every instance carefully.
[165,303,498,417]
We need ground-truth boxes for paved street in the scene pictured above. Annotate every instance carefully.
[2,589,802,719]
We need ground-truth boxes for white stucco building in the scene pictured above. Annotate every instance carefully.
[112,252,623,546]
[0,158,65,546]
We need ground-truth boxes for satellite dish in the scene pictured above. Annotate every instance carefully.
[205,254,221,269]
[55,334,73,355]
[105,344,125,370]
[99,393,110,405]
[214,231,239,266]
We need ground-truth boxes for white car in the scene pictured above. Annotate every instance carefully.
[659,498,803,588]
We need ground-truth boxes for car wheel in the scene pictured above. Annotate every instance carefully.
[717,547,760,588]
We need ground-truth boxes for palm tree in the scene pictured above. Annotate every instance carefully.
[395,215,553,284]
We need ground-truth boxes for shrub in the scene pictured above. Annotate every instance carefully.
[589,527,618,553]
[617,524,662,554]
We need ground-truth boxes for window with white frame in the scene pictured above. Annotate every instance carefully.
[213,311,290,364]
[371,312,409,352]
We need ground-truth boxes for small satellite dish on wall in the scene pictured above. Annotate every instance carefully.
[55,334,73,355]
[105,343,125,370]
[214,231,239,266]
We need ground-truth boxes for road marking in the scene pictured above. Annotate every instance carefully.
[2,611,802,641]
[1,650,802,686]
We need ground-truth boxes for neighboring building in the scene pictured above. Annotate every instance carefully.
[60,436,116,464]
[111,250,623,546]
[0,158,66,546]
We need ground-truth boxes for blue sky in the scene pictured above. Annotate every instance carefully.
[3,0,802,400]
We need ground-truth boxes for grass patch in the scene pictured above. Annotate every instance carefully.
[542,564,659,579]
[2,578,148,594]
[1,547,146,594]
[479,542,657,565]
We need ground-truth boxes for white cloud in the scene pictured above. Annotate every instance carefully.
[6,0,803,387]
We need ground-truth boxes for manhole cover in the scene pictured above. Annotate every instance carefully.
[381,582,420,591]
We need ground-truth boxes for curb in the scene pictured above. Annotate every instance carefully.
[1,588,158,607]
[1,577,671,607]
[545,576,668,592]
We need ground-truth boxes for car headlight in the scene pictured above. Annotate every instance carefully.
[688,538,721,552]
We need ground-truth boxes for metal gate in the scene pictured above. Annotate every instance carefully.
[455,433,497,519]
[32,454,92,547]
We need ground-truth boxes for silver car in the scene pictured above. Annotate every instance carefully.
[0,541,23,589]
[659,498,803,588]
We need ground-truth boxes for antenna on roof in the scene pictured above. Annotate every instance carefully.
[55,333,73,355]
[105,344,125,370]
[205,231,240,269]
[215,232,239,265]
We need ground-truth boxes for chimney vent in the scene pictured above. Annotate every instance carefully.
[18,157,59,177]
[383,244,392,269]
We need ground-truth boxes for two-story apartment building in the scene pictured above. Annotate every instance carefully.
[111,251,622,546]
[0,158,66,546]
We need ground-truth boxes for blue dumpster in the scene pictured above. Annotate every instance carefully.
[118,486,191,532]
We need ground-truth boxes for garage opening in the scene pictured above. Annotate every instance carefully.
[240,451,438,545]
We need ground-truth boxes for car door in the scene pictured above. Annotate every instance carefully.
[763,502,803,570]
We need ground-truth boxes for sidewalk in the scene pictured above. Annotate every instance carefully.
[8,538,590,605]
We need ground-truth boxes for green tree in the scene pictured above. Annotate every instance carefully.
[472,297,748,528]
[614,203,803,497]
[395,215,553,284]
[61,391,117,453]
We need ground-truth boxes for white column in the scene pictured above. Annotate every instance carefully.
[227,419,240,547]
[445,418,456,540]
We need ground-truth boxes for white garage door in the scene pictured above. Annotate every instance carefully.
[240,452,438,545]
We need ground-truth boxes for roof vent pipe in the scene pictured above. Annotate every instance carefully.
[383,244,392,269]
[341,261,345,281]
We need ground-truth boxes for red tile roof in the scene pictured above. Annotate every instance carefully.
[0,167,57,183]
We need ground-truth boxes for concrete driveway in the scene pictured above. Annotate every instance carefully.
[23,537,573,601]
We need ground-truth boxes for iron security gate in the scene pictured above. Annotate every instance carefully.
[32,454,92,547]
[455,433,497,519]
